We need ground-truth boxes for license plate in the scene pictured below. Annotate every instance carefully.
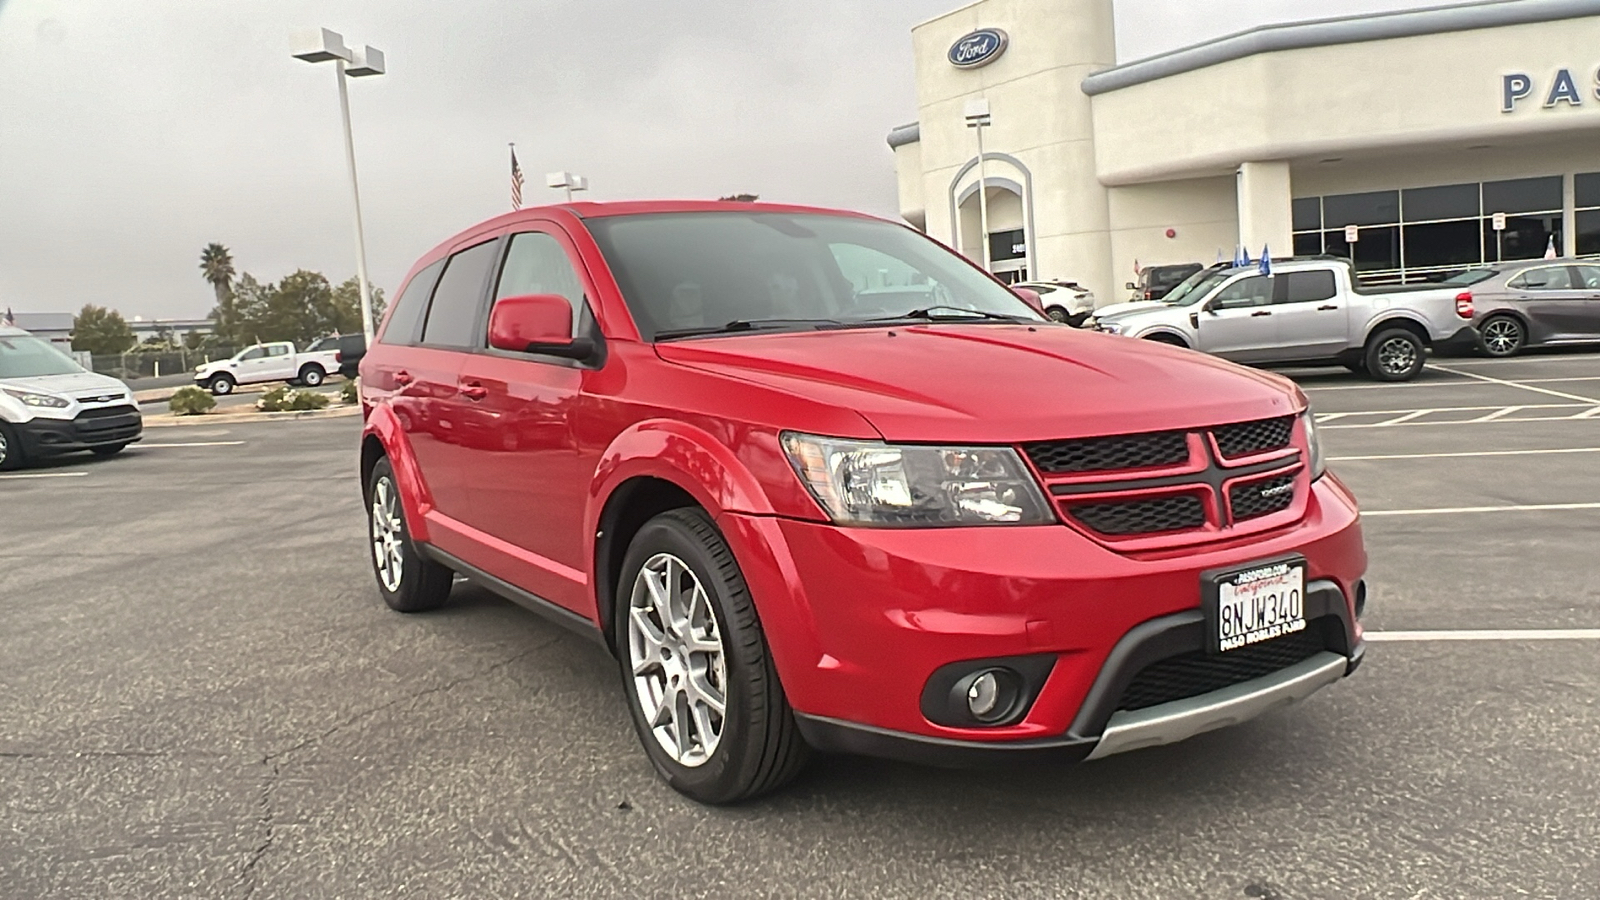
[1206,558,1306,653]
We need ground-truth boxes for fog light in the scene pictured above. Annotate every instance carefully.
[967,671,1002,718]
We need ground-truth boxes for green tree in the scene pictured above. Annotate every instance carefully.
[71,304,136,355]
[331,277,386,335]
[229,273,274,345]
[719,193,759,202]
[199,243,236,344]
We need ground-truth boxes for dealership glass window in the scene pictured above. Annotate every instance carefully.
[1575,209,1600,257]
[1486,214,1561,262]
[1322,191,1399,228]
[1292,198,1321,232]
[1402,220,1483,268]
[1574,172,1600,257]
[1292,232,1323,257]
[1401,183,1478,221]
[1322,226,1399,273]
[1482,176,1562,215]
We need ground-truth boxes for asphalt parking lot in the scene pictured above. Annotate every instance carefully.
[4,351,1598,899]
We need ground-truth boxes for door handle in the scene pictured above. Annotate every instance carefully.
[1251,310,1272,317]
[460,382,488,401]
[393,370,413,387]
[1317,304,1339,311]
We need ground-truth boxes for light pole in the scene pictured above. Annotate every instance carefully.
[292,28,385,344]
[964,97,993,272]
[546,171,590,202]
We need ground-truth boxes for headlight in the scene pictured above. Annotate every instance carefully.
[1098,321,1124,335]
[2,387,70,409]
[781,433,1054,527]
[1301,411,1326,480]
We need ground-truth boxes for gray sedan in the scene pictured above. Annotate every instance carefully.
[1457,259,1600,357]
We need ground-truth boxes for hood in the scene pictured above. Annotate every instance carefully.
[1093,300,1170,319]
[655,325,1301,443]
[0,370,131,399]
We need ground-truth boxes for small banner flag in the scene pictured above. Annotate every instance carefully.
[1544,235,1558,259]
[1259,245,1272,276]
[510,144,525,210]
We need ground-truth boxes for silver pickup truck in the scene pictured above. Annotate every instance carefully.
[1088,259,1483,381]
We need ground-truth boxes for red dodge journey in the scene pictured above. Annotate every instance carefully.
[358,201,1367,804]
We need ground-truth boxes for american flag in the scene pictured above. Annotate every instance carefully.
[2,307,14,326]
[510,145,524,210]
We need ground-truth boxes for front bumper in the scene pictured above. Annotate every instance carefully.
[14,406,143,457]
[720,474,1365,765]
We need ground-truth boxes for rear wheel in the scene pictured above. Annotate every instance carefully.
[299,365,325,387]
[1364,328,1426,381]
[0,422,26,471]
[617,508,808,804]
[209,374,235,396]
[366,457,453,613]
[1479,315,1526,358]
[1045,306,1070,323]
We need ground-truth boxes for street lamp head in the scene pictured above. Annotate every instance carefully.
[347,46,386,77]
[546,171,573,189]
[569,175,589,193]
[291,27,352,64]
[963,96,992,126]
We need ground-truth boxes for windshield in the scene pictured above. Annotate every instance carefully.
[0,333,86,379]
[1161,270,1230,307]
[586,212,1043,340]
[1441,268,1499,286]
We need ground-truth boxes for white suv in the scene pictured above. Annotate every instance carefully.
[0,325,142,470]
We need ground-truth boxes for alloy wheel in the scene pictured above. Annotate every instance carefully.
[1377,336,1418,377]
[1482,318,1523,356]
[370,476,405,592]
[0,431,9,466]
[1046,307,1069,323]
[627,552,727,768]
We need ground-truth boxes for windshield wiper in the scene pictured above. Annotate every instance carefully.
[653,318,843,341]
[865,306,1027,323]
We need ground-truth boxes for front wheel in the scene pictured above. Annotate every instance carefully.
[1479,315,1526,358]
[0,422,26,471]
[90,443,129,457]
[1142,333,1189,349]
[209,374,235,396]
[617,508,808,804]
[1365,328,1426,381]
[366,457,453,613]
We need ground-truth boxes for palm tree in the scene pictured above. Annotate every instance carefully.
[199,243,236,344]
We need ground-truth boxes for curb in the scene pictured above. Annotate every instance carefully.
[144,405,363,427]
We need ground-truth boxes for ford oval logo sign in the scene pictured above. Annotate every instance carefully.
[949,28,1008,69]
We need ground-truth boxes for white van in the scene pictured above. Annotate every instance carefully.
[0,325,142,470]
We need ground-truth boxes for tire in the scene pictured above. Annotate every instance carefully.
[1479,315,1526,358]
[0,421,26,471]
[90,443,129,457]
[365,457,453,613]
[1364,327,1426,382]
[1066,312,1091,328]
[299,365,325,387]
[616,508,809,804]
[1342,359,1368,374]
[209,374,235,396]
[1142,333,1189,348]
[1045,306,1070,323]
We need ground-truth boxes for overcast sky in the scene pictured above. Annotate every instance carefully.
[0,0,1435,319]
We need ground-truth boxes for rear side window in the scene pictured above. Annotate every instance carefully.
[1508,267,1572,290]
[493,232,588,337]
[421,241,500,348]
[379,259,445,346]
[1280,270,1337,303]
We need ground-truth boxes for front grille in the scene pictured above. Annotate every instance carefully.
[77,404,137,420]
[1116,623,1330,712]
[1024,431,1189,474]
[1213,416,1294,458]
[1229,473,1296,521]
[1069,494,1205,536]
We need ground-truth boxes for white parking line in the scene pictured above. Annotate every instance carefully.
[1331,447,1600,461]
[1364,502,1600,516]
[138,441,246,448]
[1303,375,1600,392]
[1429,363,1600,404]
[1375,410,1429,426]
[1323,410,1600,429]
[0,471,88,480]
[1365,629,1600,642]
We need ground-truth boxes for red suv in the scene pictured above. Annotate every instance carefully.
[358,201,1367,804]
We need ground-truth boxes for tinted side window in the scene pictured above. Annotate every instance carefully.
[1280,270,1337,303]
[1211,276,1273,309]
[421,241,499,348]
[240,347,266,361]
[493,232,588,337]
[379,259,445,346]
[1574,265,1600,289]
[267,345,290,357]
[1509,267,1573,290]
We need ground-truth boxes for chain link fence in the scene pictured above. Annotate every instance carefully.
[88,346,243,381]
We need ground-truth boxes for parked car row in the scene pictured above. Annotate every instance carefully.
[356,200,1368,805]
[0,324,142,470]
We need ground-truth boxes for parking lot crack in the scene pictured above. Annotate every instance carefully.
[237,758,277,899]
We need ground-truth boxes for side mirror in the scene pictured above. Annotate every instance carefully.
[1125,282,1137,290]
[1012,287,1045,315]
[488,294,592,359]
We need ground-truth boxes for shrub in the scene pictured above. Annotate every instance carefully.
[340,378,359,405]
[259,387,331,412]
[168,386,216,416]
[256,386,291,412]
[288,390,330,411]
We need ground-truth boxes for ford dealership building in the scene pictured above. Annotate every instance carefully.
[888,0,1600,304]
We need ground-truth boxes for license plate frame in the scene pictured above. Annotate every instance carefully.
[1202,554,1307,655]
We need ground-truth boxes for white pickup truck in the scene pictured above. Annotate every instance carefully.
[1087,258,1484,381]
[193,341,341,395]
